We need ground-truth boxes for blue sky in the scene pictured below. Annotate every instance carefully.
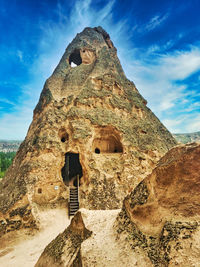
[0,0,200,139]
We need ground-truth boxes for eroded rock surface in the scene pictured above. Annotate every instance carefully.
[35,211,92,267]
[0,26,176,237]
[115,143,200,266]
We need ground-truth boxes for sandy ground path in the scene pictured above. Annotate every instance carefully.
[81,209,137,266]
[0,208,151,267]
[0,207,70,267]
[81,209,152,267]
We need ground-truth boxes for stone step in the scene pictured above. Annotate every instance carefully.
[69,204,79,208]
[69,186,79,217]
[70,194,78,197]
[69,210,79,213]
[70,208,79,212]
[69,202,79,207]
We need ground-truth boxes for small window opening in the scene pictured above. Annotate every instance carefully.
[60,132,69,143]
[95,148,100,154]
[69,49,82,67]
[38,188,42,194]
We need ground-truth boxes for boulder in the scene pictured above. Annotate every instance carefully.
[115,143,200,266]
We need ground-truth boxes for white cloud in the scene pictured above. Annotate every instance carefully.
[122,46,200,120]
[0,0,122,139]
[0,106,33,140]
[162,118,185,133]
[160,48,200,80]
[16,50,23,62]
[187,115,200,132]
[0,98,16,106]
[144,13,169,31]
[163,113,200,134]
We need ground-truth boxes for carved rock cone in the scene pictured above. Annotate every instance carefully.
[0,27,176,236]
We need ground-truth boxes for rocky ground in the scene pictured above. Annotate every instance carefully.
[0,143,200,267]
[0,208,152,267]
[0,207,70,267]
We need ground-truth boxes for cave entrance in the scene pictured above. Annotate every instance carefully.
[62,153,83,187]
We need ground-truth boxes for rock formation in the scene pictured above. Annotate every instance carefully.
[115,143,200,266]
[35,211,92,267]
[0,26,176,237]
[35,143,200,267]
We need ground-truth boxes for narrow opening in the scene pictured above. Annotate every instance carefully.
[38,188,42,194]
[69,49,82,67]
[61,137,66,143]
[61,153,83,187]
[95,148,100,154]
[60,132,69,143]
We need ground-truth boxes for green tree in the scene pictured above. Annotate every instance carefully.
[0,152,16,179]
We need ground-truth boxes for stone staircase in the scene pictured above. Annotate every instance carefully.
[69,187,79,217]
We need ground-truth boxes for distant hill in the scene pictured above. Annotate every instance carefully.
[173,131,200,144]
[0,140,22,152]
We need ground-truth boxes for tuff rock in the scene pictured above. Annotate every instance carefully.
[35,143,200,267]
[0,26,176,237]
[115,143,200,266]
[35,211,92,267]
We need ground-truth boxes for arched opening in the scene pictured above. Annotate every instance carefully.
[61,153,83,187]
[93,135,123,154]
[69,49,82,67]
[61,137,66,143]
[59,128,69,143]
[61,133,69,143]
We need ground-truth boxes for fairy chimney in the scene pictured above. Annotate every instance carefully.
[0,27,176,235]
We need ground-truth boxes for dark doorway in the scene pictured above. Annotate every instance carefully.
[62,153,83,187]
